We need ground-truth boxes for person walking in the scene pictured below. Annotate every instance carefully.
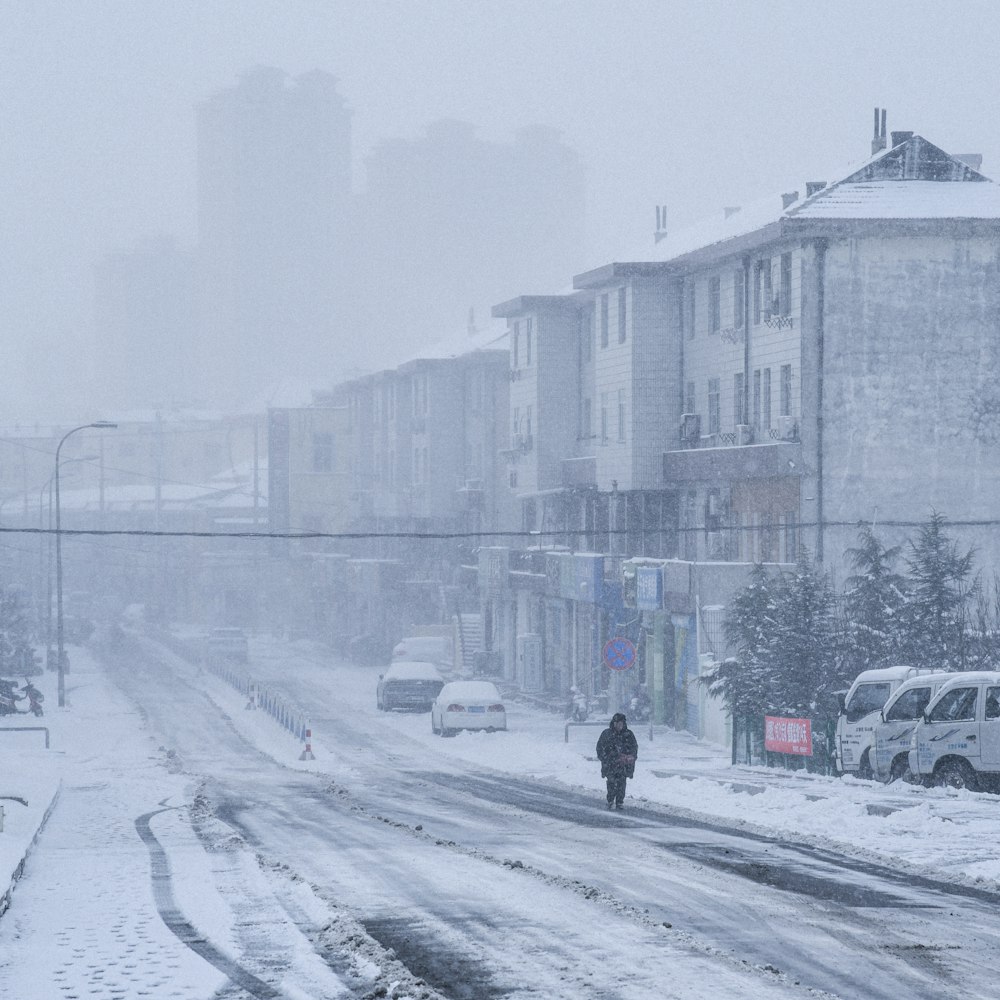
[596,712,638,810]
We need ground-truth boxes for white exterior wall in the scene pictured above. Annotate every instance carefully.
[683,249,802,441]
[593,285,634,489]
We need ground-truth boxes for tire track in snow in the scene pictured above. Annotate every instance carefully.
[135,808,283,999]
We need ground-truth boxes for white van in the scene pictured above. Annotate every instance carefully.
[871,672,954,783]
[908,671,1000,791]
[835,666,934,778]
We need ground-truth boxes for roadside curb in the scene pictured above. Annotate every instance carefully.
[0,780,62,920]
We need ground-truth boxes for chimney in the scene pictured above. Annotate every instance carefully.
[654,205,668,244]
[871,107,887,155]
[723,206,741,219]
[781,191,799,209]
[805,181,827,197]
[891,130,913,147]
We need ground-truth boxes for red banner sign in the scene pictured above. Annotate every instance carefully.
[764,716,813,756]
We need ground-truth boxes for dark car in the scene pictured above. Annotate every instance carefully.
[377,660,445,712]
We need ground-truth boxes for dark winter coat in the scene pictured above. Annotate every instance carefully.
[596,713,638,779]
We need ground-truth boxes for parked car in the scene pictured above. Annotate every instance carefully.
[431,680,506,736]
[871,672,955,782]
[392,635,453,672]
[834,665,935,778]
[908,671,1000,791]
[204,627,249,663]
[377,660,445,712]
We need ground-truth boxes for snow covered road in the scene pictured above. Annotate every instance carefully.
[5,628,1000,999]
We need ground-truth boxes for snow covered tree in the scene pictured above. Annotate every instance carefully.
[0,585,35,676]
[841,524,908,674]
[708,563,780,721]
[767,551,844,719]
[898,511,975,671]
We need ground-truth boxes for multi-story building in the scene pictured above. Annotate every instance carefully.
[485,118,1000,735]
[93,236,199,411]
[197,67,354,407]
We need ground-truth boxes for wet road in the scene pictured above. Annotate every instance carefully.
[105,633,1000,1000]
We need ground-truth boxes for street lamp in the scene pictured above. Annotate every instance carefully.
[55,422,117,707]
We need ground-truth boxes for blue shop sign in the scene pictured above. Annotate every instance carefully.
[636,565,663,611]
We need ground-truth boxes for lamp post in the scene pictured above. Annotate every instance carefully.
[55,422,117,707]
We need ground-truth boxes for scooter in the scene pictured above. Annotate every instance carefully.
[629,688,651,723]
[0,679,21,716]
[567,687,589,722]
[20,679,44,717]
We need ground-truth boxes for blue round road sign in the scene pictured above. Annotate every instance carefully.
[603,637,636,671]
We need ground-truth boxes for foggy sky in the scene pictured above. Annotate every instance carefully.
[3,0,999,422]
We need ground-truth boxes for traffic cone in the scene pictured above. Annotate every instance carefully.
[245,680,257,711]
[299,723,315,761]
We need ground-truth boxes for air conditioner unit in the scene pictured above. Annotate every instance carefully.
[777,415,797,440]
[707,493,720,516]
[735,424,753,446]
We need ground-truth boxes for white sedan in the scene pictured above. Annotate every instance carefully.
[431,680,506,736]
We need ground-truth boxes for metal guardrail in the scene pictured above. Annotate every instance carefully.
[0,727,50,749]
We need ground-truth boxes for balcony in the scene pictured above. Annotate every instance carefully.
[664,423,802,483]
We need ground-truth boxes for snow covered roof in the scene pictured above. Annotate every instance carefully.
[579,133,1000,280]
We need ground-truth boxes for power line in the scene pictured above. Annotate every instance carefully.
[2,518,1000,542]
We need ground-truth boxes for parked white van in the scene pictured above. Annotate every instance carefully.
[835,666,934,778]
[871,672,955,783]
[908,671,1000,791]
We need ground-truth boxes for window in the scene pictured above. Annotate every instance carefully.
[733,373,745,426]
[525,317,533,366]
[617,287,627,343]
[763,260,773,318]
[684,281,696,340]
[763,368,772,429]
[886,687,933,722]
[684,380,695,416]
[580,309,592,363]
[512,406,520,442]
[525,404,533,441]
[600,392,609,443]
[929,687,978,723]
[600,294,609,348]
[617,388,626,442]
[707,378,720,435]
[312,432,333,473]
[986,687,1000,720]
[779,252,792,316]
[753,263,762,325]
[753,369,761,429]
[512,321,519,368]
[581,397,592,439]
[780,364,792,416]
[733,269,745,328]
[710,276,721,333]
[413,446,422,484]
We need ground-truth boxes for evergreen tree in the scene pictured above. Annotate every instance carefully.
[707,563,778,720]
[841,524,908,674]
[768,551,844,718]
[899,511,974,670]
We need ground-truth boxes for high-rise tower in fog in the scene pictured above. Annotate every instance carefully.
[359,120,586,366]
[196,67,353,408]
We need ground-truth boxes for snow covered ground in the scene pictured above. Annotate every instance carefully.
[3,631,1000,999]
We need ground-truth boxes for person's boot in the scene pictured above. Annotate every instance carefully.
[606,799,614,810]
[615,801,623,810]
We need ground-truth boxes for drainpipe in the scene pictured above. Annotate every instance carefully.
[815,239,828,563]
[742,255,752,425]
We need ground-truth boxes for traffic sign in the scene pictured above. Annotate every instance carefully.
[603,637,636,671]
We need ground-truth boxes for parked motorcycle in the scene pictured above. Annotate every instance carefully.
[0,678,21,716]
[567,687,589,723]
[629,687,651,723]
[20,679,44,717]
